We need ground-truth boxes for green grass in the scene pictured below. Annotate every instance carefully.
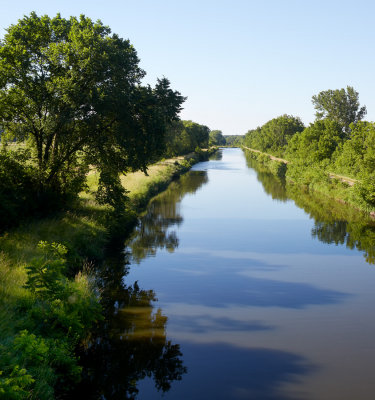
[244,147,375,215]
[0,153,198,399]
[0,155,193,269]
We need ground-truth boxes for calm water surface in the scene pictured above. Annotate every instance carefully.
[80,148,375,400]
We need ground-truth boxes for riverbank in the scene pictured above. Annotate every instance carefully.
[242,146,375,216]
[0,150,212,399]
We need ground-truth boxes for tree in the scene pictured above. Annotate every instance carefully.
[312,86,366,134]
[182,120,210,149]
[163,120,210,157]
[333,121,375,177]
[243,115,304,155]
[209,130,226,146]
[0,13,185,206]
[224,135,243,147]
[286,119,343,163]
[261,115,304,153]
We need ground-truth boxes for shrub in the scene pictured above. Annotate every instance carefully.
[0,241,103,398]
[0,150,38,230]
[0,366,34,400]
[355,173,375,206]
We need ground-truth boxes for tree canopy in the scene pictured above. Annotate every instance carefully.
[0,12,185,206]
[243,115,304,156]
[163,120,210,157]
[286,119,343,163]
[224,135,243,147]
[311,86,366,134]
[209,130,226,146]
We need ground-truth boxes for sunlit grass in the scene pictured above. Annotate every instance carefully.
[0,154,191,334]
[0,152,195,398]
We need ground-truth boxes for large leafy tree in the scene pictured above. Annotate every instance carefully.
[243,115,304,155]
[333,121,375,178]
[163,120,209,157]
[209,130,226,146]
[0,13,185,205]
[311,86,366,134]
[286,119,343,163]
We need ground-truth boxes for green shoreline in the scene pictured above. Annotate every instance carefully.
[242,146,375,218]
[0,149,213,399]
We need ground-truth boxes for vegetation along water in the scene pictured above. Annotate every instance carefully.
[2,10,375,400]
[71,148,375,399]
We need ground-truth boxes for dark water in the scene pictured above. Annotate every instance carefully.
[78,148,375,400]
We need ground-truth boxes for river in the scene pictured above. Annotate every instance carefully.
[76,148,375,400]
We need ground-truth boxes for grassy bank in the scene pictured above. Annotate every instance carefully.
[243,147,375,216]
[0,151,207,399]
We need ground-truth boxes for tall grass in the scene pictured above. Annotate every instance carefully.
[0,154,199,399]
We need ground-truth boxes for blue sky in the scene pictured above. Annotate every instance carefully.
[1,0,375,135]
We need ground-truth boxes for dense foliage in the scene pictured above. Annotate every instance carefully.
[243,115,304,156]
[163,120,210,157]
[0,12,185,221]
[208,130,226,146]
[286,119,343,163]
[0,149,40,229]
[246,152,375,265]
[0,241,101,399]
[242,87,375,210]
[312,86,366,135]
[0,12,203,400]
[224,135,243,147]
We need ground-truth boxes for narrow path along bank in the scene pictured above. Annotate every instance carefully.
[242,146,290,164]
[241,145,375,221]
[118,148,375,400]
[242,146,357,185]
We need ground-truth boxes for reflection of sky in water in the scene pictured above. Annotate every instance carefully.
[190,149,304,221]
[126,148,375,400]
[140,343,315,400]
[129,250,349,308]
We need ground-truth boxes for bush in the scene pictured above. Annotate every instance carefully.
[0,366,34,400]
[0,150,39,230]
[355,174,375,206]
[0,241,103,398]
[0,149,79,231]
[269,161,287,179]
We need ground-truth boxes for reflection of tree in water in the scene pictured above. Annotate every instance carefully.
[312,220,348,245]
[247,154,375,264]
[290,186,375,264]
[72,252,187,399]
[209,149,223,160]
[72,171,210,398]
[129,171,208,262]
[244,155,288,202]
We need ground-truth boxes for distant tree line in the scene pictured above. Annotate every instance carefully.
[0,13,222,229]
[243,86,375,209]
[246,153,375,264]
[0,12,217,400]
[243,115,304,156]
[164,120,210,157]
[224,135,243,147]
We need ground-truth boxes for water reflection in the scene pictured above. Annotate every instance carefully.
[170,315,274,333]
[129,171,208,262]
[245,156,289,202]
[139,252,348,308]
[75,149,375,399]
[72,171,210,398]
[209,149,223,160]
[151,343,315,400]
[115,149,375,399]
[292,188,375,264]
[244,151,375,264]
[72,252,187,400]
